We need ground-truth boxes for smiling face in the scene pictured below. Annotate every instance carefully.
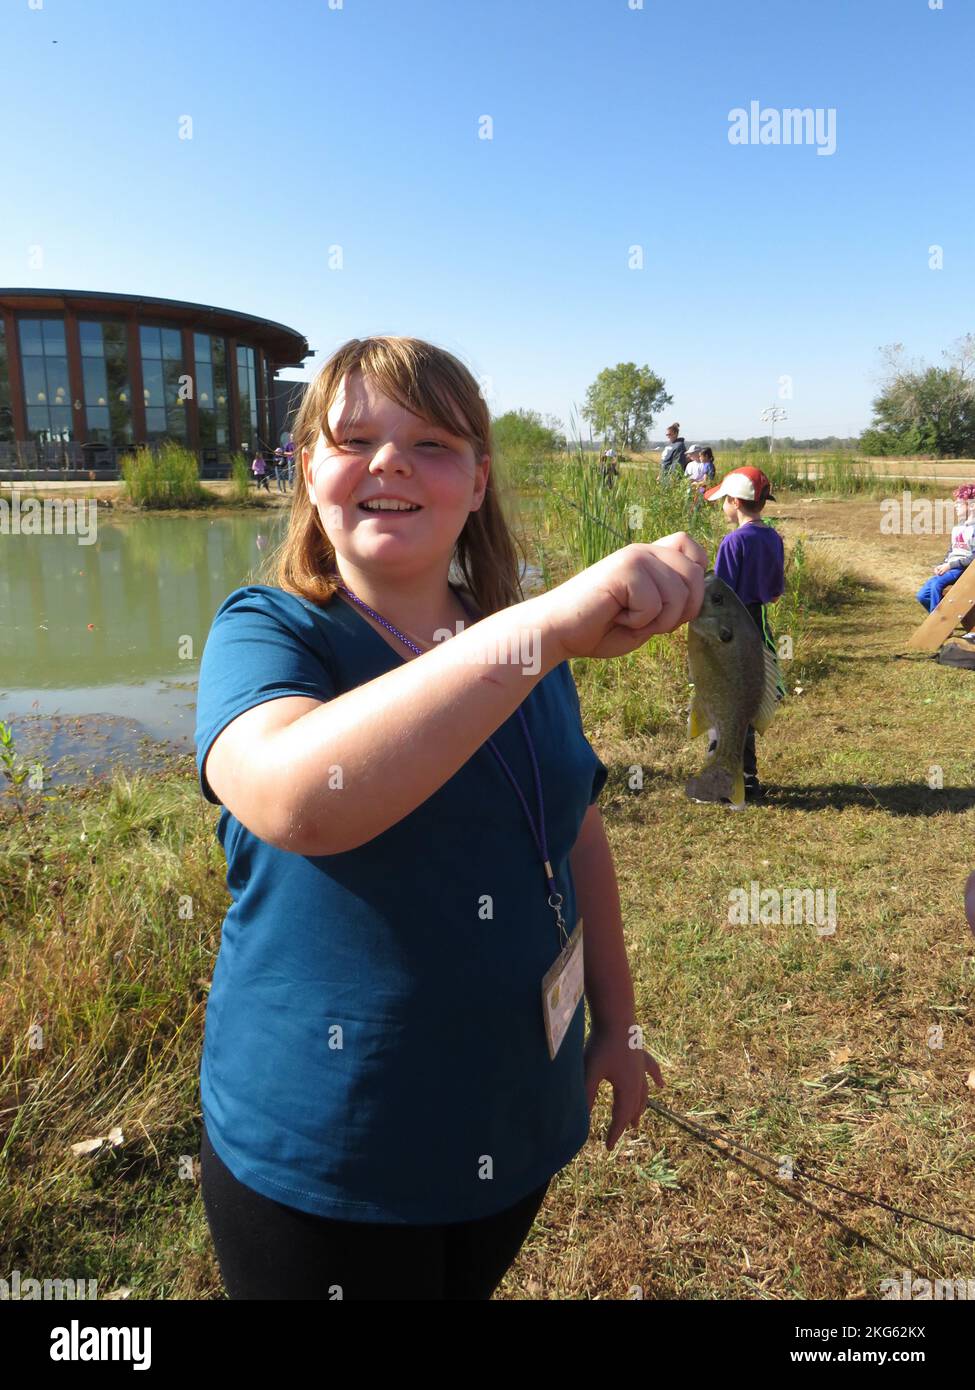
[301,369,489,584]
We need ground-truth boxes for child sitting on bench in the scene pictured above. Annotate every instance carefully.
[916,485,975,613]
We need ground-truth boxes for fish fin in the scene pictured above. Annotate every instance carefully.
[688,695,707,739]
[752,648,782,735]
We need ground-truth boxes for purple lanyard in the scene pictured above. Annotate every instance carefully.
[336,580,569,944]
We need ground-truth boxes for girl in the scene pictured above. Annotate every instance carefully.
[195,336,705,1300]
[685,446,716,511]
[916,484,975,612]
[251,449,270,492]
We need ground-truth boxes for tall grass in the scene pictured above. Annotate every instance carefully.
[770,535,858,676]
[533,434,720,733]
[721,450,944,500]
[524,433,860,734]
[228,452,252,504]
[549,438,723,573]
[121,444,206,509]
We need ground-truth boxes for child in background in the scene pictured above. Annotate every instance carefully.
[962,487,975,640]
[916,484,975,613]
[251,450,270,492]
[598,446,620,486]
[702,465,785,802]
[685,446,717,508]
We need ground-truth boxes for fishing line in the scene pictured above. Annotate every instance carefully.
[546,485,631,545]
[643,1099,907,1266]
[546,470,971,1248]
[645,1096,975,1245]
[540,467,703,551]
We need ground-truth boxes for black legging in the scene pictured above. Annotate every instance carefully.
[200,1122,551,1300]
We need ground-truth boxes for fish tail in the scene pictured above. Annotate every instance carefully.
[686,760,746,807]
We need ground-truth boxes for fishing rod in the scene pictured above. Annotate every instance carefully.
[549,487,631,545]
[548,469,970,1259]
[645,1096,975,1246]
[537,456,693,550]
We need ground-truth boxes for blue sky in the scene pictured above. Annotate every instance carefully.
[1,0,971,440]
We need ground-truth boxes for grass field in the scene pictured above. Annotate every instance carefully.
[2,487,974,1300]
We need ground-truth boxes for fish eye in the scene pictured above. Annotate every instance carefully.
[711,592,723,605]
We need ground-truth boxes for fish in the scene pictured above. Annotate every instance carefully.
[685,572,782,807]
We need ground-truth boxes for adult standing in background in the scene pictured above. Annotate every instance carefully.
[284,434,296,490]
[598,445,619,487]
[660,423,688,479]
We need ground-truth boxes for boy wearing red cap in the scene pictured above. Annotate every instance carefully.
[703,466,785,801]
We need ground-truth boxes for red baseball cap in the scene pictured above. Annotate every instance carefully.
[703,466,776,503]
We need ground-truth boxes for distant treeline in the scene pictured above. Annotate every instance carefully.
[564,437,859,453]
[645,436,860,453]
[492,412,863,459]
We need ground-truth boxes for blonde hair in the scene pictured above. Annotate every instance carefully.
[267,336,526,616]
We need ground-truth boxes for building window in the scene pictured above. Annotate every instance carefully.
[0,319,13,443]
[140,325,187,441]
[19,317,73,443]
[80,320,133,445]
[195,332,229,450]
[236,345,259,452]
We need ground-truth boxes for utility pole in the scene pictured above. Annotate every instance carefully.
[761,406,788,455]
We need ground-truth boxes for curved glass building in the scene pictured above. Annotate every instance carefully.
[0,288,310,472]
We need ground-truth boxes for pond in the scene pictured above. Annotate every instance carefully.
[0,505,543,785]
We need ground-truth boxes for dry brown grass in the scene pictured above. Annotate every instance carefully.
[509,496,975,1299]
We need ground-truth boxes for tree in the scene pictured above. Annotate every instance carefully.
[581,363,672,453]
[861,338,975,457]
[491,408,563,456]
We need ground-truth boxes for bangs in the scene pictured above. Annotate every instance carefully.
[319,341,484,455]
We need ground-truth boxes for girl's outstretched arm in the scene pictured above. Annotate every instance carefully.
[204,538,704,857]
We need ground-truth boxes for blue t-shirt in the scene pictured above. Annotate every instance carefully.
[714,521,785,607]
[193,583,609,1224]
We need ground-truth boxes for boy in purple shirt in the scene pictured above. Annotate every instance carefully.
[703,466,785,801]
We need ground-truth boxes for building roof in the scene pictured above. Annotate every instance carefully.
[0,287,311,369]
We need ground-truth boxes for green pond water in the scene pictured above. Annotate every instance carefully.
[0,506,542,786]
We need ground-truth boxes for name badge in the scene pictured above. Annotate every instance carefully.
[541,918,584,1060]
